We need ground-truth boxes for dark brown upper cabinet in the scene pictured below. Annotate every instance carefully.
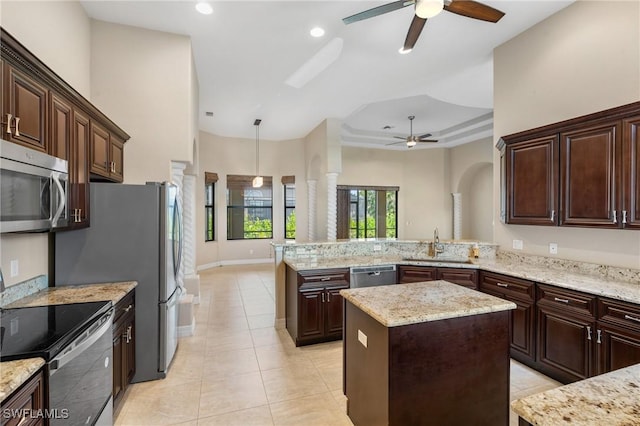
[505,136,559,225]
[499,101,640,230]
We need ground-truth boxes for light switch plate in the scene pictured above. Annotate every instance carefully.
[10,260,18,277]
[549,243,558,254]
[512,240,523,250]
[357,329,368,348]
[373,245,382,252]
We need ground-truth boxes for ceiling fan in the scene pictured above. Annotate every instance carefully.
[343,0,505,53]
[387,115,438,148]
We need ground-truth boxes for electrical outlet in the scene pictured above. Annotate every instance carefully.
[10,260,19,277]
[358,329,368,348]
[512,240,524,250]
[249,249,254,255]
[549,243,558,255]
[373,244,382,252]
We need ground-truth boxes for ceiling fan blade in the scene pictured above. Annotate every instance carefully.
[417,139,439,143]
[444,0,505,23]
[386,140,408,146]
[403,15,427,51]
[417,133,432,139]
[393,136,408,140]
[343,1,413,25]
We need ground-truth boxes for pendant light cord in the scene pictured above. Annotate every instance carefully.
[255,123,260,176]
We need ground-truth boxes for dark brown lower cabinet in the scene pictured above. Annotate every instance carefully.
[112,291,136,415]
[536,305,595,383]
[597,323,640,375]
[0,368,45,426]
[398,265,477,289]
[397,265,436,283]
[286,267,350,346]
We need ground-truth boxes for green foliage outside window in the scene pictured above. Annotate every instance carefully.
[285,210,296,239]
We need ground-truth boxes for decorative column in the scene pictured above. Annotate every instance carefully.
[307,179,317,241]
[182,174,200,304]
[326,172,338,241]
[452,192,462,241]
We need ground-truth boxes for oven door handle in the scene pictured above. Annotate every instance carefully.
[49,309,114,375]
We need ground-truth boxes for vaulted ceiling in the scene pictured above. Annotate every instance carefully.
[81,1,573,149]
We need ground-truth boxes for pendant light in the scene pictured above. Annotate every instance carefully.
[252,119,263,188]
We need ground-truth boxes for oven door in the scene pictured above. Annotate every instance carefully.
[49,309,113,426]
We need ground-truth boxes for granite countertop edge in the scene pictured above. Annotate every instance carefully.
[5,281,138,308]
[0,358,46,403]
[285,257,640,305]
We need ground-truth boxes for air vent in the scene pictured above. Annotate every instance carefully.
[205,112,214,117]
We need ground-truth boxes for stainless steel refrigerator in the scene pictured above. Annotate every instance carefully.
[55,182,182,383]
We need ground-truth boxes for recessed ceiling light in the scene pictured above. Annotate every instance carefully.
[398,47,412,54]
[195,2,213,15]
[310,27,325,38]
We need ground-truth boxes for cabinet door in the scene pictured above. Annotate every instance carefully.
[597,323,640,375]
[506,136,559,225]
[112,325,124,406]
[110,135,124,182]
[436,268,478,289]
[90,121,110,178]
[397,266,437,283]
[622,115,640,229]
[4,65,48,152]
[70,110,90,228]
[49,93,71,160]
[560,122,621,227]
[506,295,536,365]
[299,288,325,341]
[537,306,594,383]
[325,286,347,337]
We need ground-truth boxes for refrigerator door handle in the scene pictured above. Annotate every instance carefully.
[173,197,183,278]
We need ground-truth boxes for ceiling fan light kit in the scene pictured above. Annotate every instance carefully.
[415,0,444,19]
[386,115,439,148]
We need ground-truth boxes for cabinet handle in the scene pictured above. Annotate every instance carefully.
[624,314,640,323]
[551,210,555,221]
[321,292,325,303]
[124,304,133,313]
[622,210,628,225]
[14,117,20,136]
[596,329,602,344]
[327,291,331,302]
[554,297,570,304]
[586,326,592,341]
[127,325,132,343]
[16,415,28,426]
[612,210,617,224]
[496,283,509,288]
[320,277,331,281]
[5,114,12,135]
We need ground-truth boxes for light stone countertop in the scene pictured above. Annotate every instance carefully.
[285,256,640,305]
[511,363,640,425]
[340,280,516,327]
[0,358,45,403]
[5,281,137,308]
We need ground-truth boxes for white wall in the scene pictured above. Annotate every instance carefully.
[196,131,307,268]
[493,0,640,268]
[91,20,197,184]
[0,1,91,286]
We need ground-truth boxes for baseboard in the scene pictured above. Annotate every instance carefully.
[178,318,195,337]
[274,317,286,330]
[196,258,273,271]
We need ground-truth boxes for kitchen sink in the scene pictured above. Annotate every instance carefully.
[402,257,474,264]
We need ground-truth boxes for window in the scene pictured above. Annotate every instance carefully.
[282,176,296,239]
[226,175,273,240]
[337,186,398,239]
[205,172,218,241]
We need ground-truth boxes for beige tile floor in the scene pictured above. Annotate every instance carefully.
[115,264,561,426]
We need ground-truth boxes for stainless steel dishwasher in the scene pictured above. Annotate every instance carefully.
[350,265,397,288]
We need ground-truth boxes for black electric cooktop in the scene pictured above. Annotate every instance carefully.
[0,301,112,362]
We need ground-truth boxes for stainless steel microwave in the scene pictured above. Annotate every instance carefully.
[0,139,68,233]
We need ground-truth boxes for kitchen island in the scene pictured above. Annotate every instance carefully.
[340,280,516,426]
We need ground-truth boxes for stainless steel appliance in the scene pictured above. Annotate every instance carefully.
[350,265,397,288]
[0,139,68,232]
[55,182,182,382]
[0,301,114,425]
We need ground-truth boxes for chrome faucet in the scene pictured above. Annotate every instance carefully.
[432,228,444,257]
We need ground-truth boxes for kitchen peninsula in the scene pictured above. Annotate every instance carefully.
[340,280,516,426]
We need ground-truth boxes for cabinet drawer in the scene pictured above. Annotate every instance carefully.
[537,284,595,317]
[436,268,478,289]
[598,298,640,332]
[398,265,436,283]
[113,291,135,324]
[298,269,349,288]
[479,271,534,301]
[1,369,45,426]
